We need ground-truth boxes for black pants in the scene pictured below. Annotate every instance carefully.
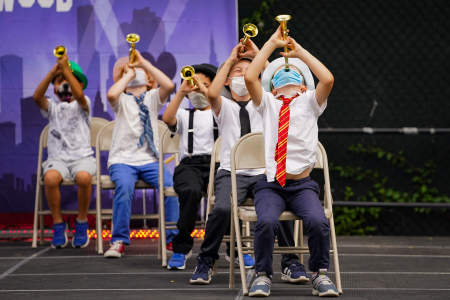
[172,155,212,254]
[198,169,299,269]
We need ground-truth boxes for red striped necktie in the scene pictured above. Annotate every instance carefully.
[275,94,298,187]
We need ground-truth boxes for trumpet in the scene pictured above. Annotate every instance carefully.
[180,65,195,87]
[53,45,70,67]
[275,14,292,70]
[241,23,258,52]
[126,33,140,64]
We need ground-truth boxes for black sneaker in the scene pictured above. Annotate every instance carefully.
[281,262,309,284]
[189,256,213,284]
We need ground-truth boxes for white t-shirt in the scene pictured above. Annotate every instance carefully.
[108,89,165,168]
[41,96,93,161]
[173,109,216,160]
[214,96,265,176]
[256,89,327,182]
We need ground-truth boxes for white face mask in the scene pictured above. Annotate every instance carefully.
[127,68,148,87]
[230,76,248,96]
[274,84,301,99]
[188,92,210,109]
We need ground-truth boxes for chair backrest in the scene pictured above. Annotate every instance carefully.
[206,137,222,199]
[159,122,180,156]
[96,121,115,151]
[231,132,265,171]
[41,117,109,149]
[314,141,325,169]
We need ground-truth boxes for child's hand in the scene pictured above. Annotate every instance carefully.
[280,37,306,59]
[179,76,200,95]
[129,49,147,69]
[227,43,244,65]
[268,26,289,49]
[193,74,208,96]
[240,38,259,59]
[57,54,70,71]
[123,64,136,79]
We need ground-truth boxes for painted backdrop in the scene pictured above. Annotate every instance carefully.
[0,0,237,214]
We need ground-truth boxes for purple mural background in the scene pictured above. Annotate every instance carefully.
[0,0,238,215]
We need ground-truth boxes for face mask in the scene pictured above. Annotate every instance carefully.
[230,76,248,96]
[274,86,300,99]
[56,82,73,102]
[188,92,210,109]
[271,68,303,89]
[127,68,148,88]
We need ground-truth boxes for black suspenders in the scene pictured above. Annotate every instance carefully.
[187,109,218,156]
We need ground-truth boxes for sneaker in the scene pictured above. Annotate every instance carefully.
[225,253,255,269]
[311,269,339,297]
[281,262,309,284]
[51,222,68,249]
[167,251,192,270]
[166,242,173,253]
[104,241,125,258]
[249,273,272,297]
[72,220,90,248]
[189,257,213,284]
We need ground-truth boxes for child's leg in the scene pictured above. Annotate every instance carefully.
[138,162,179,242]
[71,157,96,221]
[172,163,204,254]
[43,160,70,224]
[109,164,138,244]
[253,178,286,276]
[285,178,330,272]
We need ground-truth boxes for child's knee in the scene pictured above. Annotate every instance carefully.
[75,171,91,187]
[305,214,329,236]
[44,170,62,187]
[256,216,279,231]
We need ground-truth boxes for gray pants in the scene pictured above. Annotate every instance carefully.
[198,169,299,268]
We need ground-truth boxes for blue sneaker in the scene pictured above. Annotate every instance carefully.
[51,222,68,249]
[249,273,272,297]
[167,251,191,270]
[189,257,213,284]
[72,220,90,248]
[225,253,255,269]
[311,269,339,297]
[281,262,309,284]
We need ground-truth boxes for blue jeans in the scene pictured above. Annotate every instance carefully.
[109,162,179,244]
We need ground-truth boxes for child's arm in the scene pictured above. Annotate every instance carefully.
[33,64,59,111]
[162,75,205,127]
[107,64,135,107]
[245,26,288,106]
[282,37,334,106]
[129,50,175,102]
[207,43,243,115]
[58,55,89,112]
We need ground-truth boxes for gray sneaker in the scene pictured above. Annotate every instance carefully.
[311,269,339,297]
[249,273,272,297]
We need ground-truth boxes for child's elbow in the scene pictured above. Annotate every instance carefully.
[166,82,175,93]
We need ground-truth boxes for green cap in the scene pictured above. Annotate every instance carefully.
[69,60,88,90]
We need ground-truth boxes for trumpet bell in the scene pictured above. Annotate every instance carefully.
[180,65,195,86]
[53,45,66,58]
[242,23,258,39]
[275,14,292,23]
[126,33,140,44]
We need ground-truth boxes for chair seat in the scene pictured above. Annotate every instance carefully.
[238,205,332,222]
[40,176,98,186]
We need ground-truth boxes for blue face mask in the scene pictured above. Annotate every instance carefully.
[271,68,303,89]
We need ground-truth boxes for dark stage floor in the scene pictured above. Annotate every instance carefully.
[0,236,449,299]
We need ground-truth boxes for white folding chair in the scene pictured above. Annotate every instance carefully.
[229,133,342,295]
[31,117,109,249]
[95,121,180,264]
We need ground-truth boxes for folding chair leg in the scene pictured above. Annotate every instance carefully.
[95,186,103,255]
[329,215,343,294]
[159,192,167,267]
[299,221,304,265]
[234,214,248,295]
[38,192,44,245]
[32,183,42,248]
[229,210,235,289]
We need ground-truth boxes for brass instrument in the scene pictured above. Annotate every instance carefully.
[275,14,292,70]
[126,33,140,64]
[180,65,195,87]
[53,45,70,67]
[241,23,258,52]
